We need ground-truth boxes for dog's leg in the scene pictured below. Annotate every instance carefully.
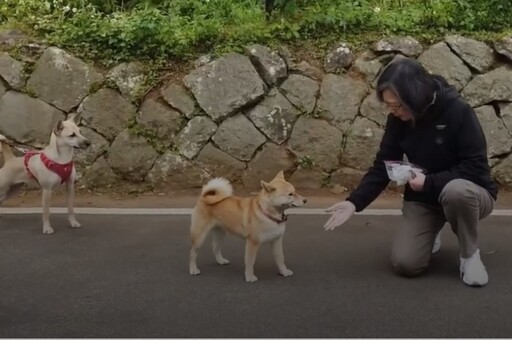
[0,188,6,218]
[0,185,8,205]
[42,187,54,235]
[211,228,230,265]
[273,236,293,277]
[0,173,13,217]
[66,180,81,228]
[189,231,208,275]
[244,239,260,283]
[0,183,24,219]
[189,216,211,276]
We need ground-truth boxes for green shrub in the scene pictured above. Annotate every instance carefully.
[1,0,511,66]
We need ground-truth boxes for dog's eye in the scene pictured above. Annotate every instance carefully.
[288,193,293,196]
[70,133,76,137]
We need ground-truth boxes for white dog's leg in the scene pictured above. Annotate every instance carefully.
[0,173,11,207]
[66,180,81,228]
[0,189,6,218]
[273,236,293,277]
[42,187,54,235]
[0,183,24,219]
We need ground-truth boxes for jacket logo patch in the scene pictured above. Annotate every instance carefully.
[436,125,446,130]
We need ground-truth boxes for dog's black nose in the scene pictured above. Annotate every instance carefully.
[303,198,307,203]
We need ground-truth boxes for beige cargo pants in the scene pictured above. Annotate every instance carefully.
[390,179,494,276]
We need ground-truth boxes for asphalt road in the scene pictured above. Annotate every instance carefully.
[1,213,511,338]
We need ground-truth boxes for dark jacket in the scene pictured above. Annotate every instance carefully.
[346,77,498,212]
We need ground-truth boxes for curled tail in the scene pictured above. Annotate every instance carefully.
[200,177,233,205]
[0,134,15,162]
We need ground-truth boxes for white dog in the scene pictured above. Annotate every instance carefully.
[0,114,91,234]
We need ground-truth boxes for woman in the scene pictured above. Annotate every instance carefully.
[323,57,498,287]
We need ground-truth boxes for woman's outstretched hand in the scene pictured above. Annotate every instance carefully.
[323,201,356,231]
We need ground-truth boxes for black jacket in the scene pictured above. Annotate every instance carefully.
[346,78,498,212]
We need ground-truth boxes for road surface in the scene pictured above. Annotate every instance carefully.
[1,213,511,337]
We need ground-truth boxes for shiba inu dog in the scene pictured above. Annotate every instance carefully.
[188,171,307,282]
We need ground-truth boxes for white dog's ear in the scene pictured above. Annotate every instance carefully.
[53,120,64,135]
[66,112,81,123]
[260,180,275,193]
[274,170,285,180]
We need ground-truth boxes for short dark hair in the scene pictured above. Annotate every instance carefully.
[376,57,438,118]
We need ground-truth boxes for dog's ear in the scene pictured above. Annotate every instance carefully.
[53,120,64,135]
[274,170,285,180]
[66,112,81,124]
[260,180,276,193]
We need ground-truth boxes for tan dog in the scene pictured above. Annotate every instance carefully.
[189,171,307,282]
[0,114,91,234]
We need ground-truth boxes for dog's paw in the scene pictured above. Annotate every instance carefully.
[69,219,82,228]
[43,226,54,235]
[217,258,230,265]
[189,267,201,276]
[245,273,258,283]
[279,268,294,277]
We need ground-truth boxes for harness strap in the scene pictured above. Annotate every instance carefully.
[257,202,287,224]
[24,152,74,184]
[23,151,40,184]
[40,153,73,184]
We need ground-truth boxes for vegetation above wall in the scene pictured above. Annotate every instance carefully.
[2,0,512,66]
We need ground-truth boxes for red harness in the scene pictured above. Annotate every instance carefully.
[24,151,74,185]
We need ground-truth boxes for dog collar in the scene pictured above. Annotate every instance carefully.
[258,203,288,224]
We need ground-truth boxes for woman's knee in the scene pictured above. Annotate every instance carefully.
[390,253,428,277]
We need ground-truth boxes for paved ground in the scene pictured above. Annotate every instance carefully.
[1,213,511,338]
[7,188,512,209]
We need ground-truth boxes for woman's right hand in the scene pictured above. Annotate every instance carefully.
[322,201,356,231]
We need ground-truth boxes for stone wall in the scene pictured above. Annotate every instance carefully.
[1,34,512,193]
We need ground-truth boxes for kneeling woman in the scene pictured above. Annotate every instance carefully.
[323,57,497,287]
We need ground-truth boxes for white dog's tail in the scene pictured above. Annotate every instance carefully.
[0,134,15,161]
[200,177,233,205]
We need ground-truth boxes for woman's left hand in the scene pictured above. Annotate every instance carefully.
[408,171,425,191]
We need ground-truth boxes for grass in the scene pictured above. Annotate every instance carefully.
[1,0,512,66]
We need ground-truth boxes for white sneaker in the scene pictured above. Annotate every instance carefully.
[432,231,442,254]
[460,249,488,287]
